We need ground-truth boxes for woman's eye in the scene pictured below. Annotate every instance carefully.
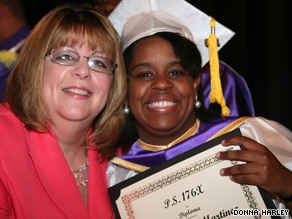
[169,70,184,76]
[138,72,152,78]
[91,60,107,68]
[56,54,74,61]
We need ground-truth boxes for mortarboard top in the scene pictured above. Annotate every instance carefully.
[109,0,235,67]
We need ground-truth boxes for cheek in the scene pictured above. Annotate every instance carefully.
[42,62,67,89]
[42,62,51,83]
[179,82,196,99]
[42,64,55,95]
[93,75,113,99]
[128,82,147,109]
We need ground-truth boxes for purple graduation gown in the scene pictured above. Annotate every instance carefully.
[0,24,31,101]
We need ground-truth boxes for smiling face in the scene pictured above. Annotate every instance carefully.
[43,38,113,127]
[128,36,200,145]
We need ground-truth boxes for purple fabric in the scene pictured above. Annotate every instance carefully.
[0,24,31,101]
[120,116,240,167]
[202,61,255,117]
[0,24,30,51]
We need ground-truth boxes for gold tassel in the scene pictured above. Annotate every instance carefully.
[208,17,230,117]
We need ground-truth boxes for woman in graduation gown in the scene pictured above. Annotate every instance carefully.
[107,6,292,216]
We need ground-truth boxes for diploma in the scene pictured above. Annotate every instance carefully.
[108,129,278,219]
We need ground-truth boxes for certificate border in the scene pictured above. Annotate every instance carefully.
[108,129,278,219]
[121,152,221,219]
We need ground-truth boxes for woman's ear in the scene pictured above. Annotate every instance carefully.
[193,72,202,96]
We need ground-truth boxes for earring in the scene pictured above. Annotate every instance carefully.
[123,102,130,114]
[194,96,201,109]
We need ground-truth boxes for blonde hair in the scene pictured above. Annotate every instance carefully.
[5,4,126,160]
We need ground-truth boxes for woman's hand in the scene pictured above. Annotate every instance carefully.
[216,136,292,199]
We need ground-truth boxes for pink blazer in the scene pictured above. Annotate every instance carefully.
[0,104,113,219]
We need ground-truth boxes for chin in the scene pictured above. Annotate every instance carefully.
[59,110,92,122]
[149,123,179,133]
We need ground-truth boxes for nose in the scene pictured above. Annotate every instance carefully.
[73,56,91,79]
[151,75,173,90]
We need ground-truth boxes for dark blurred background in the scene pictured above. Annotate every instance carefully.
[22,0,291,130]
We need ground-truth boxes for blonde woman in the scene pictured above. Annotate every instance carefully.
[0,4,126,218]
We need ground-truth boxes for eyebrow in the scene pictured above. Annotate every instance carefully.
[130,63,150,71]
[131,61,182,71]
[60,46,107,57]
[91,51,108,58]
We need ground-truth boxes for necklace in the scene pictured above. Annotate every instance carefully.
[71,159,89,187]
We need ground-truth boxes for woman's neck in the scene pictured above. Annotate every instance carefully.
[48,120,90,207]
[48,120,90,165]
[138,119,199,147]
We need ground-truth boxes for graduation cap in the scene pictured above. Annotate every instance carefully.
[109,0,234,67]
[109,0,234,116]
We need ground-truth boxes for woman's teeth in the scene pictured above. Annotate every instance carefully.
[148,101,176,108]
[63,88,90,96]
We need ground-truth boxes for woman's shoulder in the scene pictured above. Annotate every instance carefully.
[0,103,27,145]
[0,103,22,125]
[0,102,12,115]
[200,116,247,130]
[241,117,292,139]
[203,116,271,127]
[242,116,290,131]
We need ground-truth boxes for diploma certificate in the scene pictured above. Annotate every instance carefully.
[108,129,278,219]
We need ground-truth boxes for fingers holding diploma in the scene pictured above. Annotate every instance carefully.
[215,136,292,199]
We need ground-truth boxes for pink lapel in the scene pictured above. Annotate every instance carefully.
[27,130,89,219]
[87,149,114,218]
